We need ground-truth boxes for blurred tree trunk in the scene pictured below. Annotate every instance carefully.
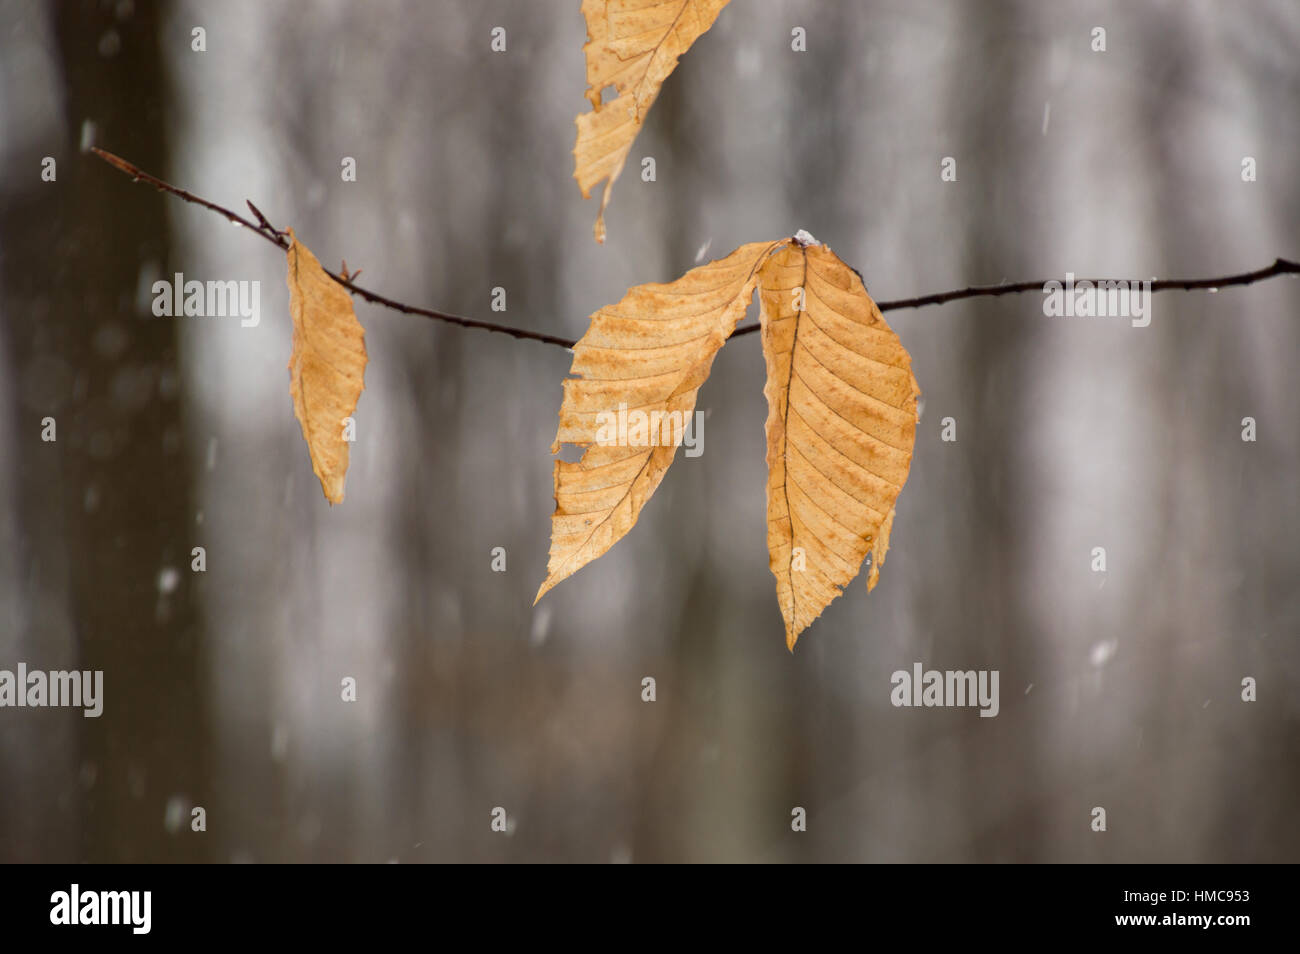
[0,0,212,861]
[928,0,1050,860]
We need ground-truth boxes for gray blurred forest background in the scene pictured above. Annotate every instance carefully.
[0,0,1297,863]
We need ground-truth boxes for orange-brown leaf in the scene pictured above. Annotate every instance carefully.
[536,240,777,601]
[286,229,367,504]
[574,0,731,243]
[758,237,919,649]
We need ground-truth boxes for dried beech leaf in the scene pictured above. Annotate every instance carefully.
[758,238,920,649]
[285,229,367,504]
[574,0,731,243]
[535,240,777,601]
[537,234,920,650]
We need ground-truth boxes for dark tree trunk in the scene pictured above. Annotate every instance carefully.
[0,0,212,862]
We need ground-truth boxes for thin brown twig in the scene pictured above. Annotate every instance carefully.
[92,147,1299,350]
[92,147,577,348]
[733,256,1300,336]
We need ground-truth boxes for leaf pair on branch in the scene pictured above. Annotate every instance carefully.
[536,233,920,649]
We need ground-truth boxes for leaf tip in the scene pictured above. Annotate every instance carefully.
[865,507,897,592]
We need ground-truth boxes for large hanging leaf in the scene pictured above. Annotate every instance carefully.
[757,238,920,649]
[537,233,920,648]
[535,240,777,601]
[285,229,368,504]
[573,0,731,244]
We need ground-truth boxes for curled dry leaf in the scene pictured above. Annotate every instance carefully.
[573,0,731,243]
[285,229,368,504]
[538,234,920,649]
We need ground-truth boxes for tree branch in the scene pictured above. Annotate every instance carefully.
[733,255,1300,337]
[91,148,577,348]
[93,148,1298,350]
